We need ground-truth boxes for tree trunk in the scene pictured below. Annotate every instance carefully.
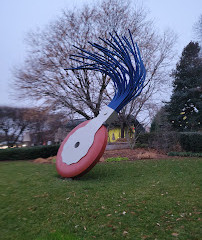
[121,122,125,138]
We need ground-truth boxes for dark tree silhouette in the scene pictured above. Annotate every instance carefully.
[166,42,202,131]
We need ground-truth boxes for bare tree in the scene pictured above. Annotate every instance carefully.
[0,106,67,146]
[13,0,176,128]
[0,107,32,146]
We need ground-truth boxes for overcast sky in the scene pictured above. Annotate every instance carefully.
[0,0,201,107]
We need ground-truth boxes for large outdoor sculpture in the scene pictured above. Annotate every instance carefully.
[56,30,146,178]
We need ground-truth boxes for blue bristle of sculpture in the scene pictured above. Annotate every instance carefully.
[67,30,146,113]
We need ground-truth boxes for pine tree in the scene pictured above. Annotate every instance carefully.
[166,41,202,131]
[150,107,172,132]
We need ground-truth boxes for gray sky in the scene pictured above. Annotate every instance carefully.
[0,0,201,107]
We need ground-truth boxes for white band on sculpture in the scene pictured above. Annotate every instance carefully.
[62,106,116,165]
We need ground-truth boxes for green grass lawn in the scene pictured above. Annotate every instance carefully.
[0,158,201,240]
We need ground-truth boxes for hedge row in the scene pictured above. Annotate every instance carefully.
[0,145,60,161]
[136,131,202,152]
[136,132,180,152]
[179,132,202,152]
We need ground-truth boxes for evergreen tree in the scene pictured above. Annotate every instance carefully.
[150,107,172,132]
[166,41,202,131]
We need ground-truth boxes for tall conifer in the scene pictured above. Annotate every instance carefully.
[166,42,202,131]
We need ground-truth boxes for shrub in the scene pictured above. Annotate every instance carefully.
[135,143,149,148]
[136,132,180,152]
[179,132,202,152]
[139,131,202,153]
[151,132,181,152]
[136,133,155,145]
[0,145,60,161]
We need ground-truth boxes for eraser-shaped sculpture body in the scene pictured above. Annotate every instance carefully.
[56,30,146,178]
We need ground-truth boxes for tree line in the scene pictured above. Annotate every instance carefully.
[0,107,67,147]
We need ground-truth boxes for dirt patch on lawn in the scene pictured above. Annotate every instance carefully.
[33,156,56,164]
[101,148,168,162]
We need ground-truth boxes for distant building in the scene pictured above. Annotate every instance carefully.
[108,116,145,143]
[61,116,145,143]
[23,132,31,147]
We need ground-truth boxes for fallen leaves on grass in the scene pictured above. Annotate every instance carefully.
[171,233,179,237]
[123,230,128,235]
[131,211,136,215]
[33,193,49,198]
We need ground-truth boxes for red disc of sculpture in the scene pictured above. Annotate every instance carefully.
[56,120,108,178]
